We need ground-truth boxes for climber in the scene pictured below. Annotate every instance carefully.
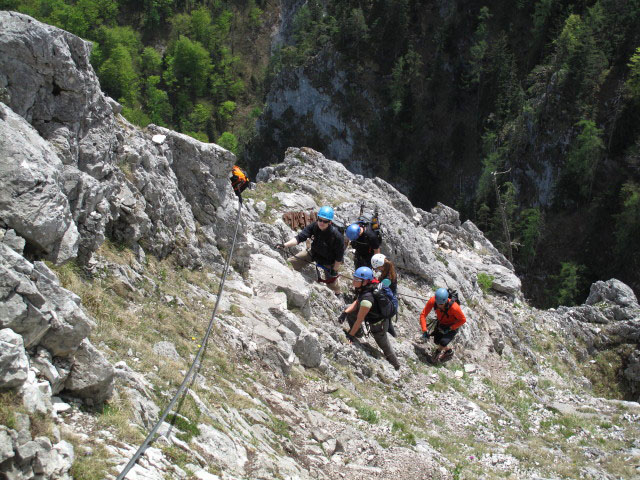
[230,165,250,197]
[345,220,381,269]
[276,206,344,294]
[340,267,400,370]
[419,287,466,363]
[371,253,397,294]
[371,253,398,337]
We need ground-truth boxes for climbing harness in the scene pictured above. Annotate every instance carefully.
[315,263,338,284]
[116,194,244,480]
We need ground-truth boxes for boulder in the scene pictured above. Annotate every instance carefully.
[586,279,639,309]
[0,427,14,463]
[152,341,182,362]
[0,328,29,390]
[20,370,53,415]
[248,253,310,308]
[0,11,117,171]
[477,264,522,296]
[294,331,323,368]
[64,339,115,405]
[0,103,79,263]
[32,262,95,357]
[195,424,248,475]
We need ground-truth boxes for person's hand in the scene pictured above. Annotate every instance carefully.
[343,328,355,342]
[329,268,338,278]
[422,331,430,339]
[337,311,347,323]
[275,243,285,250]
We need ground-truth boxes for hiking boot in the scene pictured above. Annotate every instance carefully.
[440,349,454,362]
[436,349,454,362]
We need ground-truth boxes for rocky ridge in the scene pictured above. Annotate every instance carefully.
[1,11,640,480]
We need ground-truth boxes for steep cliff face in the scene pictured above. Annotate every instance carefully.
[1,12,640,480]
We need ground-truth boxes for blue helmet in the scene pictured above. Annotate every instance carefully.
[354,266,374,281]
[317,206,334,221]
[435,288,449,304]
[346,223,361,241]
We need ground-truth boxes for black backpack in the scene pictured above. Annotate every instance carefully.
[440,289,460,315]
[371,283,398,319]
[357,204,383,243]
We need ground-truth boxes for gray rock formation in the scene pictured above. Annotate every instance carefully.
[0,103,79,263]
[0,328,29,390]
[63,339,115,405]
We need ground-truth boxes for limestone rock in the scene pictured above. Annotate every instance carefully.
[586,279,639,308]
[294,331,323,368]
[0,103,79,263]
[64,339,115,405]
[152,341,182,362]
[248,253,310,308]
[195,424,248,475]
[477,264,522,296]
[0,328,29,390]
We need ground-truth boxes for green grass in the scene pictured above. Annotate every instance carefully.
[166,413,201,442]
[477,272,494,294]
[391,419,416,446]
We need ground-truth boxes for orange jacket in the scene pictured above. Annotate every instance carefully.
[420,296,466,331]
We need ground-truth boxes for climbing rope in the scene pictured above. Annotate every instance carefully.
[116,195,244,480]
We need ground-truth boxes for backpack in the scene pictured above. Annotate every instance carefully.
[440,289,460,315]
[357,213,383,244]
[357,204,383,243]
[371,283,398,319]
[230,165,249,196]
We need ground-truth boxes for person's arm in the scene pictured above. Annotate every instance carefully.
[450,303,467,330]
[419,297,435,332]
[349,302,371,337]
[344,299,358,314]
[282,238,298,248]
[331,260,342,275]
[295,223,315,244]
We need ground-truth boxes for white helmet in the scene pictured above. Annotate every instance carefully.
[371,253,386,269]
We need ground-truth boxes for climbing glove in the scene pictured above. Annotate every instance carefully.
[337,311,347,323]
[344,328,356,343]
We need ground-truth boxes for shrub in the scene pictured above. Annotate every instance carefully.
[477,272,494,294]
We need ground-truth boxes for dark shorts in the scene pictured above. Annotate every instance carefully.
[433,326,458,347]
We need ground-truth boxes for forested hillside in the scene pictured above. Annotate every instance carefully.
[1,0,275,154]
[3,0,640,308]
[249,0,640,308]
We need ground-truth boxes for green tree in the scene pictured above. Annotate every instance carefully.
[626,46,640,100]
[614,181,640,271]
[564,119,604,201]
[217,131,238,154]
[167,36,212,97]
[188,102,213,132]
[516,208,543,268]
[98,44,139,105]
[140,47,163,76]
[550,262,584,306]
[144,76,172,126]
